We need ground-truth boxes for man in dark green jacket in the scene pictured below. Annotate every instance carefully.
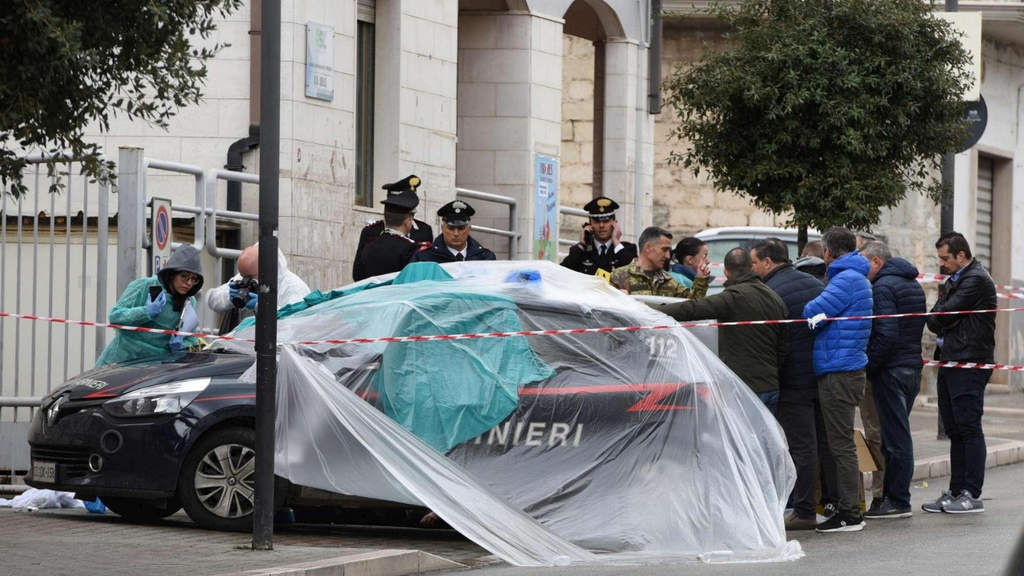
[653,247,789,413]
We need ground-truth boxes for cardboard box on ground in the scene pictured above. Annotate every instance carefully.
[815,429,879,515]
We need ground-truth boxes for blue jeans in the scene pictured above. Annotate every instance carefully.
[758,390,779,415]
[870,366,921,509]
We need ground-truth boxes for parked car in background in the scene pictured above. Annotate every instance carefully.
[694,226,822,266]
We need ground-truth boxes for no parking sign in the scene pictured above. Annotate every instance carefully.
[151,198,172,273]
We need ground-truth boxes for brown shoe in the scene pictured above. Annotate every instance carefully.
[785,512,817,531]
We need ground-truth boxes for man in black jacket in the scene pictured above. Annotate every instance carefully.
[352,175,432,280]
[922,232,996,514]
[412,200,497,263]
[860,241,926,519]
[751,238,831,530]
[352,184,425,281]
[560,197,637,276]
[655,247,788,412]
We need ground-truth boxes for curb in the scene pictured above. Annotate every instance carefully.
[911,438,1024,482]
[219,549,465,576]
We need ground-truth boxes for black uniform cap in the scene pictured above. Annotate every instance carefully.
[583,196,619,221]
[381,175,421,212]
[438,200,475,227]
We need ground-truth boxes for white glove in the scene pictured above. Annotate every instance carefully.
[808,313,827,329]
[179,301,200,333]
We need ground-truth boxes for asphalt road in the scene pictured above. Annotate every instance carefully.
[447,461,1024,576]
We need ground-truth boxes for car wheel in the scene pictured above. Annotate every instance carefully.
[103,496,181,522]
[179,427,257,532]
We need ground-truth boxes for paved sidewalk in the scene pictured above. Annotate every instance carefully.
[905,384,1024,482]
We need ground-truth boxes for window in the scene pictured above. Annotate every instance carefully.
[355,18,375,207]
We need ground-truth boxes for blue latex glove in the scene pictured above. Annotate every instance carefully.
[168,333,185,353]
[245,291,258,310]
[146,291,167,319]
[228,286,240,302]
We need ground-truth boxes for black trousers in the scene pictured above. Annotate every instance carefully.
[778,387,836,518]
[937,366,991,498]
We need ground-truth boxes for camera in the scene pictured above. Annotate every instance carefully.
[229,277,260,309]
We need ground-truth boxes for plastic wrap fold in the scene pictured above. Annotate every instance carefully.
[215,260,802,564]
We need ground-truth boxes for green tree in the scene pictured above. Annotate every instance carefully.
[665,0,973,247]
[0,0,241,195]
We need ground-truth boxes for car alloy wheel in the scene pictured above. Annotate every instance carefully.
[194,442,256,519]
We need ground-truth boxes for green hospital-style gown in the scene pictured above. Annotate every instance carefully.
[94,276,199,367]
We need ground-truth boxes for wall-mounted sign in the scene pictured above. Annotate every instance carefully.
[534,155,559,261]
[306,23,335,102]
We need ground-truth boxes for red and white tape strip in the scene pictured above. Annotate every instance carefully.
[922,360,1024,372]
[3,306,1023,346]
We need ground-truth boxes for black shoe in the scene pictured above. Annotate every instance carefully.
[866,497,884,515]
[816,513,865,533]
[864,497,912,519]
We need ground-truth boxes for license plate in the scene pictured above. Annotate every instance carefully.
[32,460,56,483]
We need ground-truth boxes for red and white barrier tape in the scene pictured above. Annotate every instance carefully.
[922,360,1024,372]
[707,271,1024,298]
[2,306,1023,346]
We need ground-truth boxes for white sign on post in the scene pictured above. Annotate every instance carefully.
[151,197,173,274]
[935,12,982,102]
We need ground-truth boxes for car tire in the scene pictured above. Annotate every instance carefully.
[179,427,260,532]
[103,496,181,522]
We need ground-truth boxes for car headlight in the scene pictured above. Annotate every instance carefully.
[102,378,211,417]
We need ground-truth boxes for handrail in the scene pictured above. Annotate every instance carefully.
[205,169,259,259]
[0,396,41,408]
[455,187,519,258]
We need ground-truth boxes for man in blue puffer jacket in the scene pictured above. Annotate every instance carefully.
[861,241,926,519]
[803,227,873,533]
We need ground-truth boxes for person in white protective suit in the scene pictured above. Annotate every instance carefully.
[207,243,311,317]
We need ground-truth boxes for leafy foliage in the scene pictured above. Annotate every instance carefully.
[665,0,973,233]
[0,0,241,196]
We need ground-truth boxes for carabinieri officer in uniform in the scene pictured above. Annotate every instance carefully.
[560,196,636,276]
[352,175,432,280]
[352,176,429,280]
[413,200,496,263]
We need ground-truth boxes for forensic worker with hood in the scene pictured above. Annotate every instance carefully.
[207,243,311,332]
[95,245,205,367]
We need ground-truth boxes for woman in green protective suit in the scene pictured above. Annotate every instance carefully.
[95,245,205,367]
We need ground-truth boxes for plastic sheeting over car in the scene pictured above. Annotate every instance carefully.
[213,260,802,565]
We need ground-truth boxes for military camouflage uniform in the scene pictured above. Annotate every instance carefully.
[610,260,709,299]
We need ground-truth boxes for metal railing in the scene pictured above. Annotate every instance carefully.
[1,156,113,423]
[557,205,590,258]
[454,188,519,258]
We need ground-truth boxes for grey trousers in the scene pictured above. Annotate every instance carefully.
[819,369,866,517]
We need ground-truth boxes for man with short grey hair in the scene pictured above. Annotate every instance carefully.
[610,227,709,297]
[860,241,926,519]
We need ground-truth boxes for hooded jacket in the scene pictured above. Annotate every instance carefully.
[803,251,873,375]
[867,257,927,373]
[656,272,788,393]
[207,248,311,313]
[763,263,824,391]
[95,245,203,367]
[926,259,997,363]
